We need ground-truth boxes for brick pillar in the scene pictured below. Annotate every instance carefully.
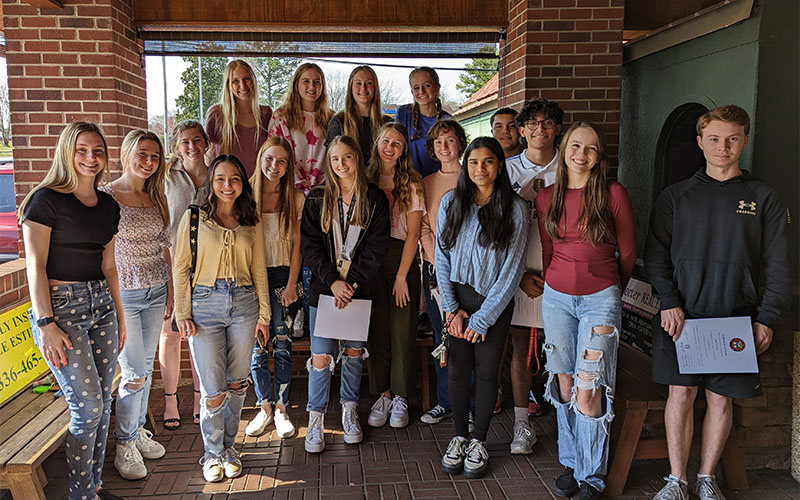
[500,0,624,172]
[3,0,147,256]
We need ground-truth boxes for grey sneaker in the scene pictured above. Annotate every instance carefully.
[509,420,537,455]
[305,410,325,453]
[221,447,242,479]
[342,402,363,444]
[441,436,468,474]
[389,396,409,428]
[693,476,727,500]
[463,439,489,479]
[114,440,147,480]
[367,395,392,427]
[653,475,689,500]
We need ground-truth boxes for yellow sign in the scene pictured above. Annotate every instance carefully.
[0,302,47,405]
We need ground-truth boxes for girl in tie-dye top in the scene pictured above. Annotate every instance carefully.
[268,63,334,195]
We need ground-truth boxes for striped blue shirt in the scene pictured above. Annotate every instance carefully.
[435,190,530,336]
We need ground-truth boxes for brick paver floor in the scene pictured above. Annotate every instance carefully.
[14,376,799,499]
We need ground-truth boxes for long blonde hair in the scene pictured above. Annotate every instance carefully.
[367,122,422,215]
[18,122,109,220]
[281,62,333,134]
[341,65,384,143]
[166,119,209,180]
[250,137,301,235]
[119,130,170,230]
[545,122,613,246]
[213,60,263,155]
[409,66,444,140]
[320,136,370,233]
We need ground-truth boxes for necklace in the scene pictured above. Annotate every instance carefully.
[120,178,147,208]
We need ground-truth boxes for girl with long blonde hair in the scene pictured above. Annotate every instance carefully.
[536,122,636,497]
[244,137,306,440]
[396,66,451,177]
[159,120,210,430]
[268,62,334,195]
[325,65,390,164]
[20,122,126,500]
[100,130,172,481]
[205,59,272,177]
[364,122,425,429]
[300,135,390,454]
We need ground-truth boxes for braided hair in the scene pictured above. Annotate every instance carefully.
[408,67,444,140]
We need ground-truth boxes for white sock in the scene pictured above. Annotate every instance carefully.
[514,406,528,423]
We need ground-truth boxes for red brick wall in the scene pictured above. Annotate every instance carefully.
[3,0,147,257]
[500,0,623,173]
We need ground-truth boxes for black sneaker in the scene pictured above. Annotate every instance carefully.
[578,481,602,500]
[552,467,579,497]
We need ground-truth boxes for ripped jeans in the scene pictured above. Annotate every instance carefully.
[114,283,167,443]
[306,306,367,413]
[250,266,298,407]
[188,280,258,456]
[541,283,620,492]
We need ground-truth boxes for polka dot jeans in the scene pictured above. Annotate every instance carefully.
[31,279,118,500]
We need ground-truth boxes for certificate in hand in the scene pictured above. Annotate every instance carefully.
[675,317,758,374]
[314,294,372,342]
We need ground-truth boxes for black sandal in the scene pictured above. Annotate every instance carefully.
[193,389,201,424]
[163,392,181,430]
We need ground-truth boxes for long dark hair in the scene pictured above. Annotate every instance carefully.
[202,154,259,227]
[440,137,516,251]
[544,122,613,246]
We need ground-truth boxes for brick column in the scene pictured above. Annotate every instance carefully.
[500,0,623,171]
[3,0,147,257]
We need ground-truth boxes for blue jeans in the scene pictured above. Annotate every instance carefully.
[541,283,621,492]
[250,266,298,407]
[188,280,258,456]
[306,306,367,413]
[114,283,167,443]
[31,280,118,500]
[423,260,449,410]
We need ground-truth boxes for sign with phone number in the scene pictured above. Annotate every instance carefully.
[0,301,47,405]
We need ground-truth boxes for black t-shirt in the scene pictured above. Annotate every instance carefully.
[325,113,392,165]
[23,187,120,281]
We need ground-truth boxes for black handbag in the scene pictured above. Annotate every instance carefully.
[171,205,199,332]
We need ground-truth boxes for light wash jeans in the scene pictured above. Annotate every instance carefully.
[541,283,621,492]
[306,306,368,413]
[188,280,258,457]
[114,283,167,443]
[250,266,298,407]
[31,280,118,500]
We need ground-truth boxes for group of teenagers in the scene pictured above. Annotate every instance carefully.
[18,55,790,500]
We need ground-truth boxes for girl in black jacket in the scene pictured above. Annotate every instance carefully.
[300,135,390,454]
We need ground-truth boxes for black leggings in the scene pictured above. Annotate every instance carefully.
[447,283,513,441]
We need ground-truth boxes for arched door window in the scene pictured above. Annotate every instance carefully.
[655,103,708,193]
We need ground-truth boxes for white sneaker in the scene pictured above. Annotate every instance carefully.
[221,447,242,479]
[342,402,363,444]
[694,476,727,500]
[389,396,409,428]
[293,309,304,338]
[653,475,689,500]
[509,420,537,455]
[200,453,224,483]
[135,427,165,460]
[367,395,392,427]
[115,439,147,480]
[274,408,296,438]
[305,411,325,453]
[245,407,274,437]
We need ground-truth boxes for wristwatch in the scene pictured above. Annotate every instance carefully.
[36,316,55,327]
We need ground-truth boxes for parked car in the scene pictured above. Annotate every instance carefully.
[0,159,19,261]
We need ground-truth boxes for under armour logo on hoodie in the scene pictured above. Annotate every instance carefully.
[737,200,757,216]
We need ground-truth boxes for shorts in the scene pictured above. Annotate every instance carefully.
[651,316,762,399]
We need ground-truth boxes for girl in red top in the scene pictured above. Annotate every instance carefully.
[534,122,635,499]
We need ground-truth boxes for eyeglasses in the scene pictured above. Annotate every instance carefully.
[524,119,557,130]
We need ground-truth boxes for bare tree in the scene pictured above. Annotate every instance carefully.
[0,84,11,147]
[380,79,404,106]
[325,69,349,113]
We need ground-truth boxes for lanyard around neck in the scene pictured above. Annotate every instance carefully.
[337,196,356,250]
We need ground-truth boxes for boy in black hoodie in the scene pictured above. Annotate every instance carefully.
[645,105,790,500]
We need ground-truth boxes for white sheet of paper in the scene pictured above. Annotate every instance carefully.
[314,295,372,342]
[675,317,758,374]
[511,292,543,328]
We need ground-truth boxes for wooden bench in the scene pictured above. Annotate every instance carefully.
[0,367,159,500]
[606,341,748,495]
